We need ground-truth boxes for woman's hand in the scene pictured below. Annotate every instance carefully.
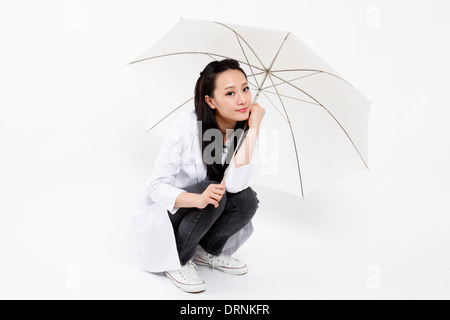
[195,183,226,209]
[248,103,265,131]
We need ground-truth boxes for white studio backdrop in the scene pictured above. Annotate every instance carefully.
[0,0,449,299]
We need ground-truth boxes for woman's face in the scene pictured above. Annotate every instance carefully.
[205,69,252,128]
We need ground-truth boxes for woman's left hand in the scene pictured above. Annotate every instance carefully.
[248,103,265,131]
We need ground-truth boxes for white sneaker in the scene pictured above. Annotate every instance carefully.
[165,260,206,293]
[193,246,248,275]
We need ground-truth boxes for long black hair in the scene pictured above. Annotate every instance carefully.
[194,59,249,182]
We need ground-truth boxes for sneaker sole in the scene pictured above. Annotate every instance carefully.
[165,272,206,293]
[193,257,248,275]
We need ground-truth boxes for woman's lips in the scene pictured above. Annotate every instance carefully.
[236,107,248,113]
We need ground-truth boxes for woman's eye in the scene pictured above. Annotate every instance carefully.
[243,87,250,92]
[226,92,235,96]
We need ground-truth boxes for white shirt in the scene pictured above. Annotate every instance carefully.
[132,109,255,272]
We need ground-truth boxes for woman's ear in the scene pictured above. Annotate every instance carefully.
[205,95,215,109]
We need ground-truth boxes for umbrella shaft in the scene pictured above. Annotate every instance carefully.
[253,88,262,103]
[253,69,270,104]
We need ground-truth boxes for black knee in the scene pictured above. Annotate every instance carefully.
[236,187,260,220]
[247,187,260,213]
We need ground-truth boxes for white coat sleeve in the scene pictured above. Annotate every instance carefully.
[224,162,252,193]
[146,120,189,214]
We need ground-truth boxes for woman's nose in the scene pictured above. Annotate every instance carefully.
[237,92,246,105]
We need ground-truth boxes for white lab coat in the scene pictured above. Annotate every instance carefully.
[132,109,255,273]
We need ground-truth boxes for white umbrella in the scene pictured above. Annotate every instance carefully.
[129,18,370,198]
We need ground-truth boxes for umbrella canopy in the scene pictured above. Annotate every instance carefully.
[129,18,370,198]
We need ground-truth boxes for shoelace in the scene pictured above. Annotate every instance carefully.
[181,260,200,280]
[208,253,231,270]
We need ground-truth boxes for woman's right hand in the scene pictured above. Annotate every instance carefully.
[196,183,226,209]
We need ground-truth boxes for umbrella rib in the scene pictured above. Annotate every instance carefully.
[271,69,353,87]
[248,81,258,88]
[260,90,289,122]
[253,32,291,101]
[263,90,320,106]
[268,74,305,199]
[214,22,267,70]
[252,71,267,77]
[262,71,322,90]
[270,73,369,170]
[146,97,194,132]
[129,52,265,72]
[234,33,260,89]
[207,54,219,61]
[247,81,258,90]
[267,32,291,72]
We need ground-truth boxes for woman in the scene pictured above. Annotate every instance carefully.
[132,59,265,293]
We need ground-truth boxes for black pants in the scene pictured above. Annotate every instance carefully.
[168,180,260,265]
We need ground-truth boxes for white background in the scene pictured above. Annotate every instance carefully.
[1,0,449,299]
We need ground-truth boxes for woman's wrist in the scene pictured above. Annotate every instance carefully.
[248,126,260,136]
[191,193,201,208]
[175,192,201,209]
